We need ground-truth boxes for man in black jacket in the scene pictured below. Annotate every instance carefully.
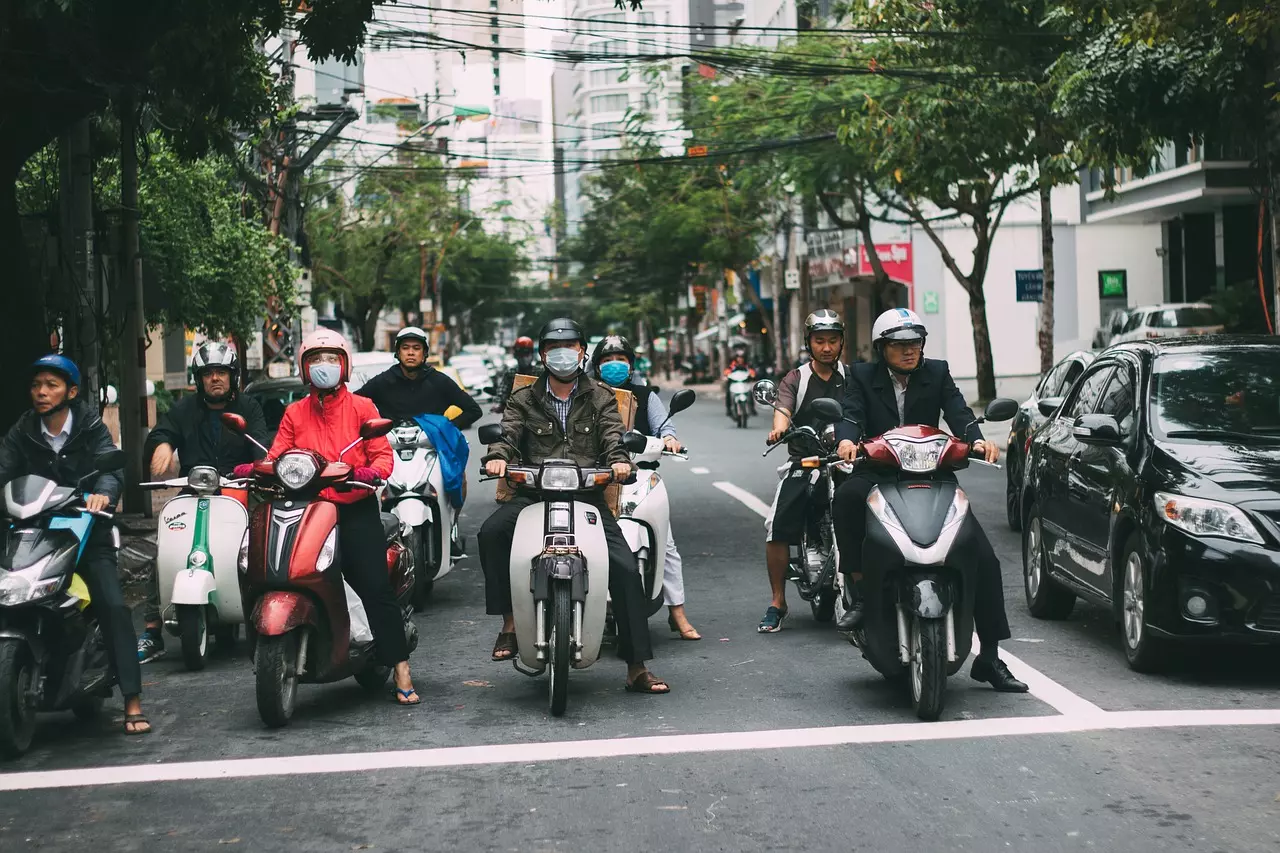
[137,341,267,662]
[356,327,482,428]
[0,356,151,734]
[831,309,1027,693]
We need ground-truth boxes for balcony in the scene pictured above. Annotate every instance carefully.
[1084,139,1256,224]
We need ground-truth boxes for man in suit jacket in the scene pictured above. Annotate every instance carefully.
[831,309,1027,693]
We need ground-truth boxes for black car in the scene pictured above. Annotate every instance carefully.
[1005,350,1094,530]
[1020,336,1280,671]
[242,376,308,442]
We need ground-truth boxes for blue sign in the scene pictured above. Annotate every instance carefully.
[1016,269,1044,303]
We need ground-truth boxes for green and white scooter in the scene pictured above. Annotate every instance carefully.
[143,466,250,670]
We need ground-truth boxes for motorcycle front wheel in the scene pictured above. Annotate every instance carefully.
[409,527,434,612]
[0,640,36,759]
[549,584,572,717]
[255,632,299,728]
[177,604,209,671]
[910,616,947,722]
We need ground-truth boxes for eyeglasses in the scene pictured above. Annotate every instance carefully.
[307,352,343,365]
[886,341,923,354]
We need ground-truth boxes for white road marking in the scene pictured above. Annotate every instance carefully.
[689,466,710,475]
[3,709,1278,792]
[712,481,772,518]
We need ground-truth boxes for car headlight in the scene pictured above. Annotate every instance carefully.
[1154,492,1264,545]
[277,452,319,491]
[886,436,948,473]
[186,466,219,493]
[237,530,250,573]
[0,567,62,606]
[539,466,581,491]
[315,529,338,572]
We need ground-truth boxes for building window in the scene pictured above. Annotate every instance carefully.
[491,33,500,45]
[591,121,626,139]
[587,12,625,33]
[589,67,627,87]
[590,93,629,113]
[637,11,655,25]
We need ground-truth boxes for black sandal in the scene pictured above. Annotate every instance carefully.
[624,671,671,695]
[124,713,152,735]
[491,632,518,661]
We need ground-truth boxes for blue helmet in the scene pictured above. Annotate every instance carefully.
[30,354,82,387]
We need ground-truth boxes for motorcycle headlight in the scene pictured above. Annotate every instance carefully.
[237,530,250,573]
[277,452,319,491]
[1154,492,1264,545]
[886,436,948,473]
[315,529,338,572]
[539,466,581,491]
[186,466,219,493]
[0,565,62,606]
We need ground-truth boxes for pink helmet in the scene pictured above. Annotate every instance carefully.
[298,328,352,383]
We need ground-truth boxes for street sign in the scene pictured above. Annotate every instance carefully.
[1016,269,1044,302]
[921,291,940,314]
[784,269,800,290]
[1098,269,1127,298]
[687,145,708,157]
[419,298,433,314]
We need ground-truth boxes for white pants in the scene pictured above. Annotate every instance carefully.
[663,527,685,607]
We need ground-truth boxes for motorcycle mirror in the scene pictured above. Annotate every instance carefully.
[622,430,648,454]
[478,423,505,445]
[752,380,777,407]
[667,388,696,416]
[220,412,248,433]
[808,397,843,424]
[983,398,1019,422]
[360,418,394,440]
[94,449,126,473]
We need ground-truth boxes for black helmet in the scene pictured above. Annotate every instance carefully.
[538,317,586,348]
[591,335,635,375]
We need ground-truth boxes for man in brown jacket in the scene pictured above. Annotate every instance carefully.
[478,318,670,695]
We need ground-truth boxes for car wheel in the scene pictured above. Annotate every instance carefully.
[1119,533,1168,673]
[1023,503,1076,620]
[1005,445,1022,531]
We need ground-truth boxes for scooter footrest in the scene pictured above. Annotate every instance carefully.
[512,660,545,678]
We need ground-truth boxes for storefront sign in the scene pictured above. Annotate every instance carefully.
[1098,269,1127,298]
[857,243,913,286]
[1016,269,1044,302]
[921,291,940,314]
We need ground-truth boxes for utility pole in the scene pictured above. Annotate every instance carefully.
[117,95,148,515]
[59,118,99,406]
[418,240,429,327]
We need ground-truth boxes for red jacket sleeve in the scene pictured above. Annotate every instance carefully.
[354,396,394,478]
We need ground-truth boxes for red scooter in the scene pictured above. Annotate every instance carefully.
[221,413,418,727]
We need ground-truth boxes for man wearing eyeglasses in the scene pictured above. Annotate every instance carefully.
[830,308,1027,693]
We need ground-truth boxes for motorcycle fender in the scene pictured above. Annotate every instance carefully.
[909,578,950,619]
[170,570,217,606]
[392,497,431,527]
[0,629,42,661]
[618,517,647,553]
[252,591,318,637]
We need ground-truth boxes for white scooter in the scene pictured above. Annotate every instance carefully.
[142,466,250,670]
[384,406,466,612]
[617,389,696,617]
[727,369,754,428]
[478,423,639,716]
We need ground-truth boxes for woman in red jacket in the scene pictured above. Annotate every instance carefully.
[242,329,419,705]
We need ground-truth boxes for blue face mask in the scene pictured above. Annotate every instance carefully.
[309,363,342,390]
[598,361,631,386]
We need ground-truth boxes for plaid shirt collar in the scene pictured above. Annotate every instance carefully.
[544,376,578,433]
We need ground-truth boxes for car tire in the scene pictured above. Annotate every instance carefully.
[1005,445,1022,531]
[1119,533,1169,673]
[1023,503,1076,620]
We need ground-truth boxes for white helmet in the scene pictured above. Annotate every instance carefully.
[872,308,927,344]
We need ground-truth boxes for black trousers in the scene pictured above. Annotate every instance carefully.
[83,525,143,698]
[478,496,654,664]
[339,498,409,667]
[832,472,1011,644]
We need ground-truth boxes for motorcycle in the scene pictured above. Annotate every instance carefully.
[384,405,466,612]
[141,468,249,670]
[617,389,697,617]
[752,380,848,622]
[839,398,1019,721]
[477,423,639,717]
[726,368,755,428]
[0,449,125,759]
[221,413,418,728]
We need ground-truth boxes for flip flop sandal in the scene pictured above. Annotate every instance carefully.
[491,632,518,661]
[124,713,152,735]
[392,687,421,706]
[624,671,671,695]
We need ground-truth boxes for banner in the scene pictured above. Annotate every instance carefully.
[858,242,913,286]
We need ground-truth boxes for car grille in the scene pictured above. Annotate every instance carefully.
[1255,597,1280,633]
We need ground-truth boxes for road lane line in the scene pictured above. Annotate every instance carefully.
[712,481,772,518]
[689,466,710,475]
[3,709,1279,791]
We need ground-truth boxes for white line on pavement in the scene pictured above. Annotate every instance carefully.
[712,481,772,518]
[689,466,710,475]
[3,709,1278,792]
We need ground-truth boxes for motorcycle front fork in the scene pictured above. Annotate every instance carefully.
[533,597,584,663]
[894,604,958,664]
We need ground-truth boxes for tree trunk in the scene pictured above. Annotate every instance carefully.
[359,296,385,351]
[0,158,50,430]
[967,286,997,402]
[117,96,149,515]
[1037,178,1056,374]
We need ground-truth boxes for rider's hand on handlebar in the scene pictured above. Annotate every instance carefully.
[611,462,633,481]
[837,440,860,462]
[768,427,787,444]
[85,494,113,514]
[486,459,508,477]
[233,463,254,479]
[662,436,683,453]
[353,467,381,485]
[973,440,1000,464]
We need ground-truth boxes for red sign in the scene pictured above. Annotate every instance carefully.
[858,243,913,286]
[687,145,708,157]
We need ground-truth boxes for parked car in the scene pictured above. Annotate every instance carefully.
[1092,308,1132,350]
[348,351,398,393]
[1005,350,1095,530]
[449,354,497,400]
[1020,336,1280,671]
[242,376,308,441]
[1110,303,1224,345]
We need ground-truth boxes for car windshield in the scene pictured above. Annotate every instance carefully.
[1152,351,1280,440]
[1151,307,1218,328]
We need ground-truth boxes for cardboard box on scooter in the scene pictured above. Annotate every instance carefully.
[495,374,634,516]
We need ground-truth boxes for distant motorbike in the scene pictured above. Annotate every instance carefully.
[0,450,125,759]
[726,369,754,428]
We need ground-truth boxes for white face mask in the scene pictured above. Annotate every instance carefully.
[544,347,583,380]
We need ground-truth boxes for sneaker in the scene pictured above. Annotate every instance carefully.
[136,630,166,664]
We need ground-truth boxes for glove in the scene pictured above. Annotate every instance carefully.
[353,467,380,484]
[233,463,254,479]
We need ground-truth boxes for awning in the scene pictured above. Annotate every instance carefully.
[693,313,746,341]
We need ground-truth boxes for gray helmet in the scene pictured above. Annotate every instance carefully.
[191,341,238,402]
[805,309,845,361]
[538,317,586,348]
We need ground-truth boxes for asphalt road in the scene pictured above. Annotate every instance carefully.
[2,400,1278,852]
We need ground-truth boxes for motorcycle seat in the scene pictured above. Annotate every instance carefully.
[379,512,401,543]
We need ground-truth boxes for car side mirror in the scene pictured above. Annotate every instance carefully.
[622,430,648,453]
[221,412,248,433]
[1037,397,1064,418]
[984,398,1019,422]
[360,418,394,440]
[1073,414,1124,446]
[667,388,696,416]
[94,449,126,473]
[752,379,777,407]
[478,423,505,445]
[808,397,843,424]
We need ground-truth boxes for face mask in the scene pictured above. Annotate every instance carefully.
[598,361,631,386]
[309,363,342,390]
[544,347,582,380]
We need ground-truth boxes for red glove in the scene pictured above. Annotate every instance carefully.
[353,467,380,484]
[233,463,254,478]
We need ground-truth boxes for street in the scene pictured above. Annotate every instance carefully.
[2,401,1279,853]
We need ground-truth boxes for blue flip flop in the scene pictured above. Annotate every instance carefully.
[392,687,421,706]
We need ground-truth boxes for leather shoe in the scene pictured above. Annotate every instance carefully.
[835,598,864,632]
[970,657,1029,693]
